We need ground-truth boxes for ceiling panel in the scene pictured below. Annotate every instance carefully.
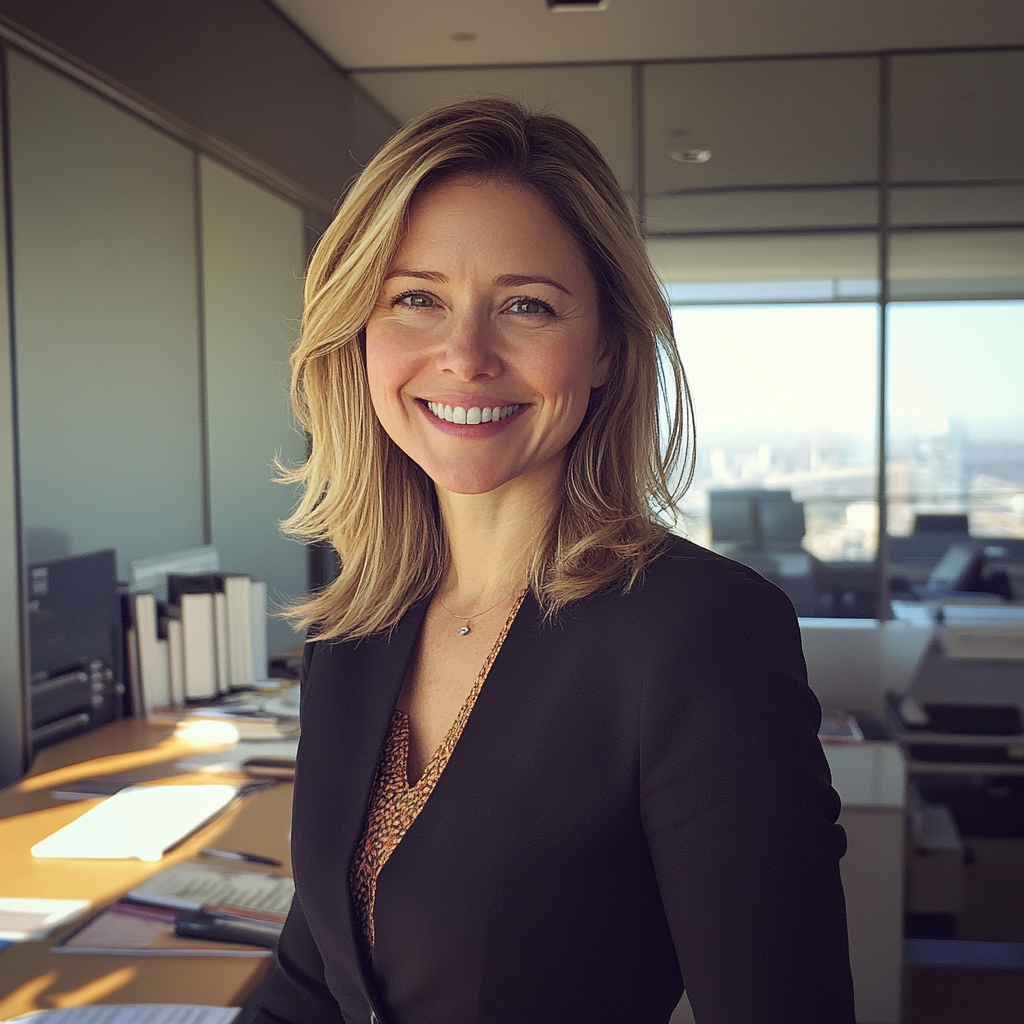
[353,65,634,191]
[647,232,878,283]
[274,0,1024,71]
[891,51,1024,183]
[644,58,878,193]
[890,185,1024,227]
[647,188,877,234]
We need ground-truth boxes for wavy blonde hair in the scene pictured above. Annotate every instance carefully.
[281,97,694,639]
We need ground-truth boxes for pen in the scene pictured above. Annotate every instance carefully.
[201,847,283,867]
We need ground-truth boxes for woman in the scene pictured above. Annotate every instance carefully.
[253,98,854,1024]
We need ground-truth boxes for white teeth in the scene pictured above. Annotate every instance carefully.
[425,402,520,423]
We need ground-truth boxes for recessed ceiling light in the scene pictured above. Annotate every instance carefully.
[547,0,609,11]
[670,149,712,164]
[451,31,477,41]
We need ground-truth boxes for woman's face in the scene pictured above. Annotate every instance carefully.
[364,175,609,498]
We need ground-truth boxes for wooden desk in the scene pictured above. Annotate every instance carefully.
[0,720,292,1019]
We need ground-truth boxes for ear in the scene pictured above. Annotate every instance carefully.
[592,337,613,389]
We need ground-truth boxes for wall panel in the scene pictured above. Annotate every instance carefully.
[200,156,307,656]
[9,51,205,578]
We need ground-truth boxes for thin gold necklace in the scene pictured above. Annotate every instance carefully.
[436,590,515,637]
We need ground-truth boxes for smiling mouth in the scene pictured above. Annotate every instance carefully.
[425,401,522,425]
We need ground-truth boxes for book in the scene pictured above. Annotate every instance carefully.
[165,614,185,705]
[132,592,171,714]
[213,591,229,691]
[168,573,254,689]
[179,593,218,699]
[250,580,267,681]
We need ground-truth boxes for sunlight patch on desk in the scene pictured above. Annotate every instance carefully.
[48,966,138,1008]
[17,738,234,795]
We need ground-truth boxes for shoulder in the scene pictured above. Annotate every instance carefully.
[618,533,797,636]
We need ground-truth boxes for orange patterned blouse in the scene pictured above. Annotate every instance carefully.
[349,593,526,951]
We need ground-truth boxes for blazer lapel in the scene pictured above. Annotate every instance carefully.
[295,599,428,1018]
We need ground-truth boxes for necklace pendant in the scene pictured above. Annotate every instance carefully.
[458,624,471,636]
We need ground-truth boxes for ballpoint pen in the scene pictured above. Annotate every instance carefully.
[201,847,283,867]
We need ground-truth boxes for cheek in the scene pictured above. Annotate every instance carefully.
[364,328,409,417]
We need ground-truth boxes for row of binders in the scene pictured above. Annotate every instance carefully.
[126,573,268,713]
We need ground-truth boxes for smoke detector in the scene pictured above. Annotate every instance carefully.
[670,150,712,164]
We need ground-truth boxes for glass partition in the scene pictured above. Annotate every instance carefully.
[9,52,205,576]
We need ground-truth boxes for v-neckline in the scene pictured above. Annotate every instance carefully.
[394,591,526,788]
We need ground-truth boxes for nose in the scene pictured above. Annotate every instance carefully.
[439,309,502,382]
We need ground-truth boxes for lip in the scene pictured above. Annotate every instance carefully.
[415,397,528,437]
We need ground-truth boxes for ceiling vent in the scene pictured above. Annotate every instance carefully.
[547,0,609,11]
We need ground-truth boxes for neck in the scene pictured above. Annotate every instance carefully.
[436,464,562,608]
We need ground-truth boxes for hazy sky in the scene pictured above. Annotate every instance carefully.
[673,300,1024,445]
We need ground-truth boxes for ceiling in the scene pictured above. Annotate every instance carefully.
[274,0,1024,289]
[273,0,1024,71]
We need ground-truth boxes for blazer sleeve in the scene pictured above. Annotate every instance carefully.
[249,639,348,1024]
[249,891,348,1024]
[640,574,856,1024]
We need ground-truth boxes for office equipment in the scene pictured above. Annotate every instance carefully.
[26,550,124,751]
[915,541,1016,602]
[52,900,272,957]
[708,490,820,615]
[173,909,280,950]
[201,849,283,868]
[888,621,1024,774]
[30,785,240,861]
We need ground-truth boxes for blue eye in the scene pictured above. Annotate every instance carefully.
[508,298,552,315]
[393,291,435,308]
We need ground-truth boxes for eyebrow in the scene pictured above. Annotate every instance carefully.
[385,269,573,297]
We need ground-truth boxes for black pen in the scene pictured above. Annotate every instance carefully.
[201,847,283,867]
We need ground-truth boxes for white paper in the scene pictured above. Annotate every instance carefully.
[0,898,92,940]
[30,785,239,861]
[129,861,293,917]
[5,1005,239,1022]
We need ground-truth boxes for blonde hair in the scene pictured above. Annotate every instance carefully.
[281,97,694,639]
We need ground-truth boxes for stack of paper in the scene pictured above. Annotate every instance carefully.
[30,785,239,862]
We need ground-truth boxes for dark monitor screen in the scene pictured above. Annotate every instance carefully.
[709,493,757,544]
[759,497,806,545]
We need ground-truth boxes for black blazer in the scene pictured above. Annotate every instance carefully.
[253,537,855,1024]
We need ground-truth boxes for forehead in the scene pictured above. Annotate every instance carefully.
[395,175,590,278]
